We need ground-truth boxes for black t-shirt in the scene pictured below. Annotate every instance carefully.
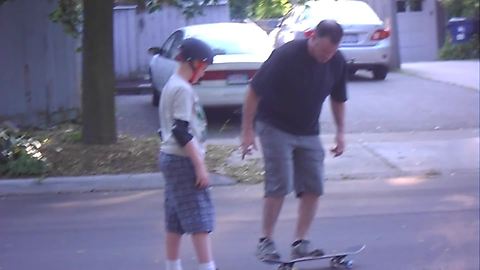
[251,39,347,136]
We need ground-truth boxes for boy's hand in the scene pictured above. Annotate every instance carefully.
[195,164,210,189]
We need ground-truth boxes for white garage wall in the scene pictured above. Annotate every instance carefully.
[396,0,440,62]
[114,3,231,80]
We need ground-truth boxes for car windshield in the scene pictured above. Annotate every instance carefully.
[186,24,272,55]
[301,1,382,25]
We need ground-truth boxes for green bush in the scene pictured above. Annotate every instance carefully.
[0,125,48,177]
[439,34,479,60]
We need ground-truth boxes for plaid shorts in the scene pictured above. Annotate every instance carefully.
[159,152,215,234]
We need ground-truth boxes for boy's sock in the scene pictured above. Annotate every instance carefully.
[166,259,183,270]
[198,261,216,270]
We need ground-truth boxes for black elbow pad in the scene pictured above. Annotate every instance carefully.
[172,119,193,146]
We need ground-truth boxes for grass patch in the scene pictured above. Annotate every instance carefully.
[1,124,159,178]
[205,144,265,184]
[1,124,264,183]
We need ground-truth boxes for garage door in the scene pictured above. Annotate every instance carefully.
[396,0,440,62]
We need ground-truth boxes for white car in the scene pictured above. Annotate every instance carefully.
[148,22,273,107]
[271,0,391,80]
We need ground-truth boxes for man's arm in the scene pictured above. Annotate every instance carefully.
[330,99,346,157]
[241,86,260,159]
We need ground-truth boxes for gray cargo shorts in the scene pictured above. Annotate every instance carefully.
[256,120,325,197]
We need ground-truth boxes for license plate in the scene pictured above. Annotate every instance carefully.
[227,74,249,85]
[342,34,358,44]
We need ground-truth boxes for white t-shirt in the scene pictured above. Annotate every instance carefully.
[159,73,207,156]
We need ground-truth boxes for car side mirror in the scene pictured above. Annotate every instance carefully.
[148,47,164,55]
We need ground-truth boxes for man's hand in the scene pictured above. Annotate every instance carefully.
[195,163,210,189]
[241,128,257,160]
[330,132,345,157]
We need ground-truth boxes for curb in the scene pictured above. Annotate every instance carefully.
[0,169,463,196]
[0,173,236,196]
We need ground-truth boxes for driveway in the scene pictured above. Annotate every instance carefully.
[115,72,479,139]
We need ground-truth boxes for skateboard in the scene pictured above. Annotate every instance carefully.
[262,244,366,270]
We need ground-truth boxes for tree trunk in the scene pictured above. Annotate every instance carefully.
[81,0,117,144]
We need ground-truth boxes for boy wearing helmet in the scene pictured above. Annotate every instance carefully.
[158,38,216,270]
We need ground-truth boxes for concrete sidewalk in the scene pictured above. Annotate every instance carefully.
[0,129,478,196]
[402,60,480,91]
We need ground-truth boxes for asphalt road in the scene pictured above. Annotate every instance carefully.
[1,171,478,270]
[115,72,480,139]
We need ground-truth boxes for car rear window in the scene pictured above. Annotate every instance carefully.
[301,1,382,25]
[186,25,272,55]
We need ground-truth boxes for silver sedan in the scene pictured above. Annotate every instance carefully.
[148,22,273,107]
[270,0,391,80]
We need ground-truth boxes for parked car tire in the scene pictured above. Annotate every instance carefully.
[152,88,160,107]
[150,70,160,107]
[348,69,357,79]
[373,66,388,80]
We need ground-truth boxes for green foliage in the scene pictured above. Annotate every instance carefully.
[438,0,479,60]
[440,0,479,18]
[46,0,218,38]
[49,0,83,38]
[63,130,82,143]
[439,34,480,59]
[250,0,291,19]
[0,126,48,177]
[146,0,218,19]
[229,0,252,19]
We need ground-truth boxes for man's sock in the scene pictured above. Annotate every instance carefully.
[166,259,182,270]
[198,261,216,270]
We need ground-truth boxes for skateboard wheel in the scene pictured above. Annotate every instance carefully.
[278,265,293,270]
[330,259,340,268]
[342,260,354,269]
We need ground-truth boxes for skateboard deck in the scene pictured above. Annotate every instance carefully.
[262,244,366,270]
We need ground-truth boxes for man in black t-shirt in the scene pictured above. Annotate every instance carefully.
[241,20,348,261]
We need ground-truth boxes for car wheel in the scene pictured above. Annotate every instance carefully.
[373,66,388,80]
[152,88,160,107]
[348,69,357,79]
[149,69,160,107]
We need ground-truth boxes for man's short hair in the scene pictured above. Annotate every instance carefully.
[315,20,344,44]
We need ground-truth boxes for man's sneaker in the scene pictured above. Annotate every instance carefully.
[291,240,325,259]
[256,238,281,261]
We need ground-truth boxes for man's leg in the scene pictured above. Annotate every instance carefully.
[256,121,294,260]
[291,137,325,258]
[262,196,285,239]
[295,193,319,240]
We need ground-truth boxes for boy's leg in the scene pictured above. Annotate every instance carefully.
[166,232,182,260]
[191,232,215,270]
[166,232,183,270]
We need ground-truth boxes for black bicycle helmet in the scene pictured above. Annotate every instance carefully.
[178,38,214,64]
